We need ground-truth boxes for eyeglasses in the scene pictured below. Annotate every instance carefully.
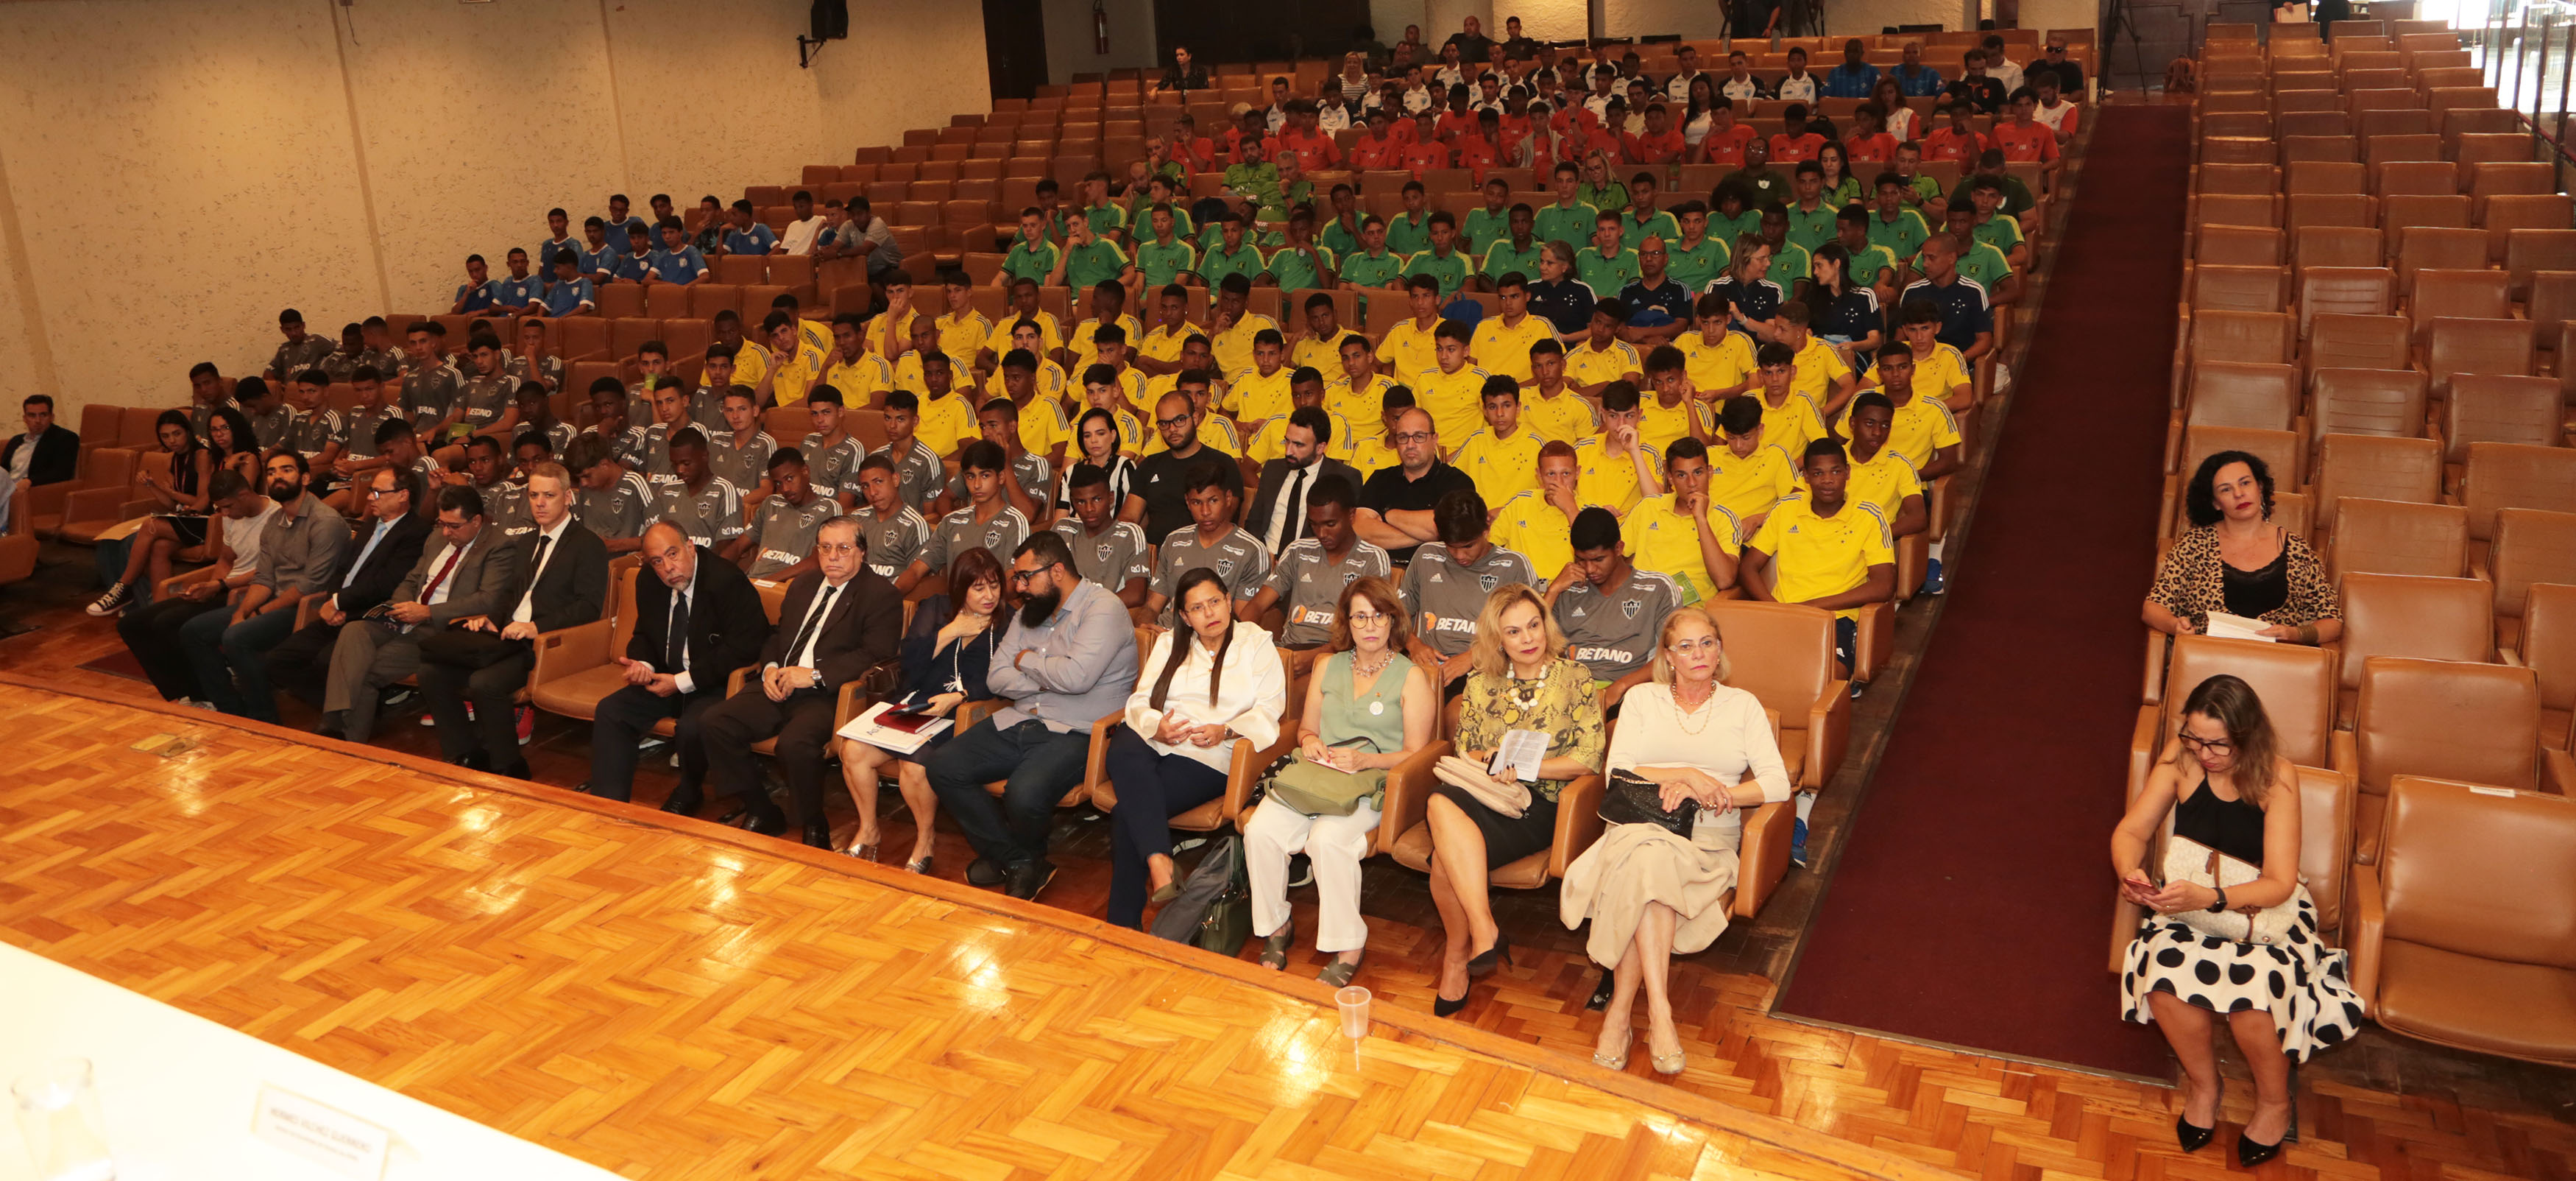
[1393,430,1436,444]
[1346,610,1389,626]
[2177,733,2236,755]
[1156,414,1192,427]
[1010,567,1049,583]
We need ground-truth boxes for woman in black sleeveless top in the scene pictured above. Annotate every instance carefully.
[2112,675,2362,1168]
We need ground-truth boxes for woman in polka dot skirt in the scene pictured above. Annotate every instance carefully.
[2111,674,2363,1170]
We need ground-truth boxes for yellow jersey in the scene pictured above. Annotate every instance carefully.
[1521,387,1600,443]
[1676,330,1757,396]
[1088,364,1149,417]
[1885,395,1962,471]
[821,353,894,406]
[1140,415,1242,457]
[1844,448,1924,522]
[1638,394,1704,454]
[1326,373,1398,429]
[1226,364,1295,424]
[1067,313,1142,370]
[1788,337,1853,411]
[1413,364,1493,452]
[934,311,994,373]
[983,310,1064,359]
[1755,392,1830,457]
[1210,312,1279,377]
[1292,329,1366,376]
[1011,395,1075,459]
[1347,426,1401,476]
[1488,490,1576,585]
[912,388,983,456]
[1749,494,1894,621]
[1705,440,1801,524]
[726,340,772,390]
[1470,314,1554,382]
[1376,317,1443,382]
[982,359,1071,408]
[795,317,832,361]
[1574,436,1661,513]
[1450,426,1546,507]
[766,339,831,407]
[1621,493,1741,606]
[1244,410,1358,464]
[1861,342,1974,406]
[1137,322,1198,366]
[1564,339,1643,389]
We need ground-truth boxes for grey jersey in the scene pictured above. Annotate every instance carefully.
[585,424,647,470]
[746,494,841,578]
[687,384,731,434]
[269,335,333,378]
[357,345,406,380]
[637,421,710,487]
[945,450,1054,507]
[879,437,945,512]
[708,429,776,496]
[799,433,867,499]
[576,470,657,540]
[1400,540,1537,657]
[244,404,294,451]
[401,361,463,432]
[1554,569,1682,680]
[1052,518,1152,596]
[477,480,534,537]
[924,504,1030,572]
[849,503,930,579]
[1155,525,1271,619]
[319,350,367,384]
[1267,538,1393,646]
[456,373,521,430]
[525,419,577,459]
[655,476,746,548]
[339,406,402,460]
[283,407,343,459]
[506,351,564,393]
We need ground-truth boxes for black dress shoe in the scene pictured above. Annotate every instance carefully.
[1005,859,1056,900]
[1465,931,1512,978]
[661,787,704,816]
[800,821,833,850]
[716,805,751,825]
[314,711,347,741]
[743,811,788,837]
[492,761,531,780]
[1586,971,1615,1011]
[451,752,491,771]
[966,858,1008,887]
[1433,992,1468,1018]
[2235,1131,2285,1168]
[2175,1116,2215,1154]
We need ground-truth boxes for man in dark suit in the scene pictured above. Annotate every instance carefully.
[325,484,520,742]
[1244,406,1360,555]
[684,515,900,847]
[586,522,771,803]
[265,465,433,730]
[418,462,607,777]
[3,394,77,531]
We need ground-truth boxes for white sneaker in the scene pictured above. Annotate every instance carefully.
[1993,362,2014,393]
[85,583,132,616]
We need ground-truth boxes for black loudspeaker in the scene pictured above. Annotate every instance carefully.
[811,0,849,40]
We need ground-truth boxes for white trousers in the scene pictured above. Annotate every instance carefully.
[1243,796,1381,953]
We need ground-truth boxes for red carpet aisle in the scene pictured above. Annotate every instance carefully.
[1774,104,2186,1076]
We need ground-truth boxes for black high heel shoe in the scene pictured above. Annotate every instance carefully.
[1466,931,1513,979]
[2237,1065,2301,1168]
[2176,1078,2220,1153]
[1432,992,1468,1018]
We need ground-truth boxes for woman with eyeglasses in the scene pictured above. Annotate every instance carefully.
[1558,607,1787,1075]
[2112,674,2360,1168]
[1242,577,1431,987]
[835,546,1007,873]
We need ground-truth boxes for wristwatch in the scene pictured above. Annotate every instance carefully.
[2207,886,2229,913]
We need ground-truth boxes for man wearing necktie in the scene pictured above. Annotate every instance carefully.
[583,523,771,803]
[321,485,520,741]
[687,516,902,847]
[264,467,432,730]
[1244,406,1362,558]
[418,462,608,776]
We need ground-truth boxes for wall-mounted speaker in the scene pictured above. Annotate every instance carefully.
[811,0,849,40]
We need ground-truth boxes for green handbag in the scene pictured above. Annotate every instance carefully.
[1264,749,1387,817]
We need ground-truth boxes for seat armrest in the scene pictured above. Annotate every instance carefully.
[25,479,69,521]
[1549,774,1607,879]
[61,486,131,523]
[2129,705,2165,803]
[1733,800,1794,919]
[2348,863,2386,1015]
[1376,740,1452,856]
[155,564,220,602]
[530,620,612,691]
[1080,711,1125,808]
[1853,600,1895,683]
[116,498,159,521]
[2109,895,2145,974]
[2500,644,2523,668]
[294,591,323,630]
[2156,474,2182,542]
[2142,628,2172,705]
[1224,728,1303,823]
[2544,746,2575,796]
[1805,685,1851,791]
[2331,728,2357,775]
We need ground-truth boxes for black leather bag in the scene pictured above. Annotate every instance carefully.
[1596,769,1697,836]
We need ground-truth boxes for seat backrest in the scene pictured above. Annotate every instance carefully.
[2285,191,2374,233]
[2407,269,2510,342]
[2462,442,2576,542]
[2363,132,2444,169]
[2186,362,2299,431]
[2310,367,2427,446]
[2295,765,2357,939]
[2396,228,2493,288]
[2190,264,2287,312]
[2293,226,2382,269]
[117,406,163,448]
[2327,496,2469,581]
[2190,309,2295,364]
[2443,374,2563,463]
[2304,313,2411,378]
[2194,193,2281,230]
[2314,434,2444,526]
[2520,582,2576,711]
[1702,601,1836,715]
[2489,508,2576,624]
[2380,776,2576,967]
[2279,133,2360,163]
[2196,225,2285,267]
[2278,110,2353,138]
[2340,577,2497,693]
[2358,658,2535,801]
[2425,317,2534,397]
[2285,160,2366,195]
[2161,635,2338,769]
[2296,267,2393,337]
[2199,135,2277,166]
[2198,163,2282,194]
[2176,427,2302,509]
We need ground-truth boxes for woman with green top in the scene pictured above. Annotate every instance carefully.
[1244,577,1434,987]
[1423,583,1607,1017]
[1816,141,1864,208]
[1577,150,1628,214]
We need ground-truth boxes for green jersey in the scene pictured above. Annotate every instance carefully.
[1533,200,1600,250]
[1783,202,1838,255]
[1199,243,1269,288]
[1402,247,1472,296]
[1384,211,1434,256]
[1340,250,1409,289]
[1480,238,1547,286]
[1462,207,1514,256]
[1866,208,1931,261]
[1135,238,1199,287]
[1002,240,1060,283]
[1665,236,1731,294]
[1575,246,1641,295]
[1064,239,1130,290]
[1264,243,1336,292]
[1619,209,1681,252]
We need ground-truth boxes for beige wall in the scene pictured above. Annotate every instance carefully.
[0,0,989,429]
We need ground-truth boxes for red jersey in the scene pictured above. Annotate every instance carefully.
[1920,127,1987,163]
[1456,135,1501,183]
[1348,133,1402,171]
[1275,129,1342,170]
[1623,129,1686,165]
[1399,139,1453,174]
[1175,135,1217,172]
[1768,132,1828,163]
[1991,121,2060,162]
[1434,110,1479,143]
[1843,132,1900,163]
[1699,123,1758,166]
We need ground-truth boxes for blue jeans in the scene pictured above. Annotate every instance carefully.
[180,604,300,720]
[924,717,1094,869]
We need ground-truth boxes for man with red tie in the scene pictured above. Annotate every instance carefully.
[319,484,522,743]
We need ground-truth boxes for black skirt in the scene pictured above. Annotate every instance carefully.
[1432,782,1562,868]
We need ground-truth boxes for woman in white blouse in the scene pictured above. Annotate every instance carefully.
[1559,607,1790,1075]
[1103,567,1288,929]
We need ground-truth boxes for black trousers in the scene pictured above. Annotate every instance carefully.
[699,685,838,828]
[589,683,721,803]
[262,620,344,711]
[118,596,227,701]
[417,649,533,768]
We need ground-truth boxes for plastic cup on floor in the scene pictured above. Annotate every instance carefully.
[1336,985,1372,1041]
[13,1057,114,1181]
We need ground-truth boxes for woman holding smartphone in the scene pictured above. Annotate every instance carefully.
[836,546,1008,872]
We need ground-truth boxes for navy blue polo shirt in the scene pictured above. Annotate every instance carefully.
[1529,276,1597,335]
[1709,275,1783,338]
[1902,275,1995,351]
[1618,277,1696,325]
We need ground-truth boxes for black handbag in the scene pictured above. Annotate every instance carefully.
[417,629,525,670]
[1596,769,1697,836]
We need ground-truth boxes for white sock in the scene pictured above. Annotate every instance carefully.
[1929,540,1946,562]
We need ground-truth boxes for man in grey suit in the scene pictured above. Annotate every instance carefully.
[319,484,522,741]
